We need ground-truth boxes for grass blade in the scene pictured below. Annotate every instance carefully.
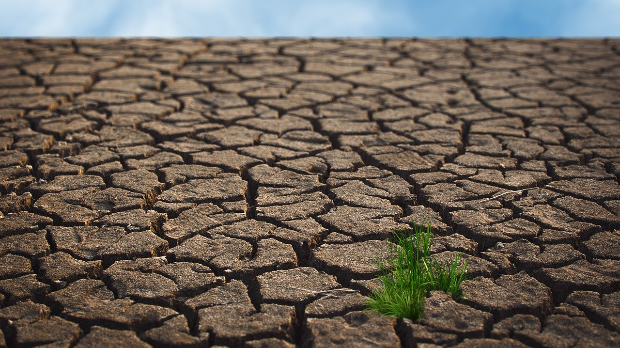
[367,221,469,320]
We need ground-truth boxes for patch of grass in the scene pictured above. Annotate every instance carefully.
[367,222,468,320]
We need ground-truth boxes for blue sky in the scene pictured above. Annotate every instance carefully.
[1,0,619,37]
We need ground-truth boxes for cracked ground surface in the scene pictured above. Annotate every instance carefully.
[0,38,619,347]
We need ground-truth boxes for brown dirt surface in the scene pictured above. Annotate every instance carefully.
[0,38,619,347]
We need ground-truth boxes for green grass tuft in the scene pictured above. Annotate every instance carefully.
[367,222,468,320]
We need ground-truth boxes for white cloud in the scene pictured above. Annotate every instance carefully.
[1,0,619,37]
[0,0,414,37]
[0,0,120,36]
[101,0,413,37]
[558,0,620,36]
[279,0,413,37]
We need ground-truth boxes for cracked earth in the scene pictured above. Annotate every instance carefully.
[0,38,619,347]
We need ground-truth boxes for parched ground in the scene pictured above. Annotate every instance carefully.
[0,38,619,348]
